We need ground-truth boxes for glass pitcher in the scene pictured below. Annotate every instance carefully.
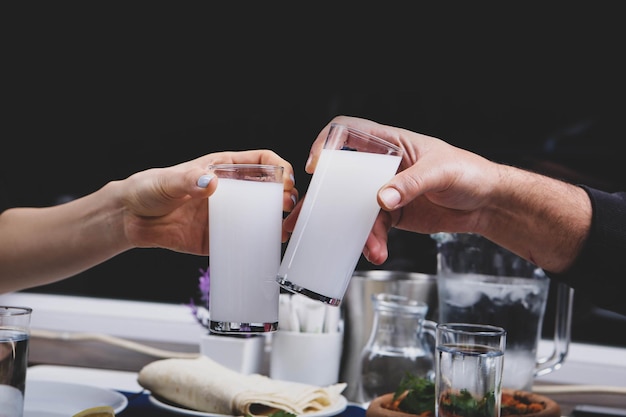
[431,232,574,391]
[359,293,436,404]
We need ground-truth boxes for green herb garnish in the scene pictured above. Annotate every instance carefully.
[392,373,436,416]
[438,388,496,417]
[390,374,498,417]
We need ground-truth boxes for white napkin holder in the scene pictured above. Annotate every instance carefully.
[199,333,266,375]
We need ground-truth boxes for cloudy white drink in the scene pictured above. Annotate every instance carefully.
[277,124,402,305]
[208,165,283,334]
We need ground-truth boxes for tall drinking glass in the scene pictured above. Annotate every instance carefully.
[435,323,506,417]
[0,306,32,417]
[277,124,403,306]
[208,164,284,334]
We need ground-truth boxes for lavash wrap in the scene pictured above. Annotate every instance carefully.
[137,355,346,416]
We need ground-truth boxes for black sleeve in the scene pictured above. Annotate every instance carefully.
[545,186,626,315]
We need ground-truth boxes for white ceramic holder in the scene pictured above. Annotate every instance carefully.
[199,333,266,375]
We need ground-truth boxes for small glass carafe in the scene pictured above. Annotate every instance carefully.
[359,293,436,404]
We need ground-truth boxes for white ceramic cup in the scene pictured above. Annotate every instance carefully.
[199,334,266,375]
[269,328,343,387]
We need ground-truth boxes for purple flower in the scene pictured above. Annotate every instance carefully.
[188,267,211,329]
[198,267,210,309]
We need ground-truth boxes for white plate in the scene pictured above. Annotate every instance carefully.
[23,380,128,417]
[149,393,348,417]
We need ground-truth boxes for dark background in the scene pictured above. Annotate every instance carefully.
[2,4,625,347]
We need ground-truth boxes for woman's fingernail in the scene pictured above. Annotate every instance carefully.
[197,174,215,188]
[290,194,297,206]
[290,174,295,185]
[379,187,401,208]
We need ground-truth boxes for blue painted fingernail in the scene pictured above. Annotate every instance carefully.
[197,174,214,188]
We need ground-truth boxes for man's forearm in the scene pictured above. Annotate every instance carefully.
[479,165,592,273]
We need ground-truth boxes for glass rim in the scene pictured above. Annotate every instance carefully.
[207,163,284,171]
[371,293,429,313]
[330,123,403,154]
[0,306,33,316]
[437,322,506,336]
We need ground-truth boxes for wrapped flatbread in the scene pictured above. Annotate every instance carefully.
[137,355,346,416]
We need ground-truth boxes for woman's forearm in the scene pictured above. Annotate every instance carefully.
[0,182,131,292]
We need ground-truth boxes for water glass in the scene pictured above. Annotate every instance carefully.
[208,164,284,334]
[0,306,32,417]
[435,323,506,417]
[277,123,403,306]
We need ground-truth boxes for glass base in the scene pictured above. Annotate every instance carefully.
[209,320,278,334]
[276,277,341,306]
